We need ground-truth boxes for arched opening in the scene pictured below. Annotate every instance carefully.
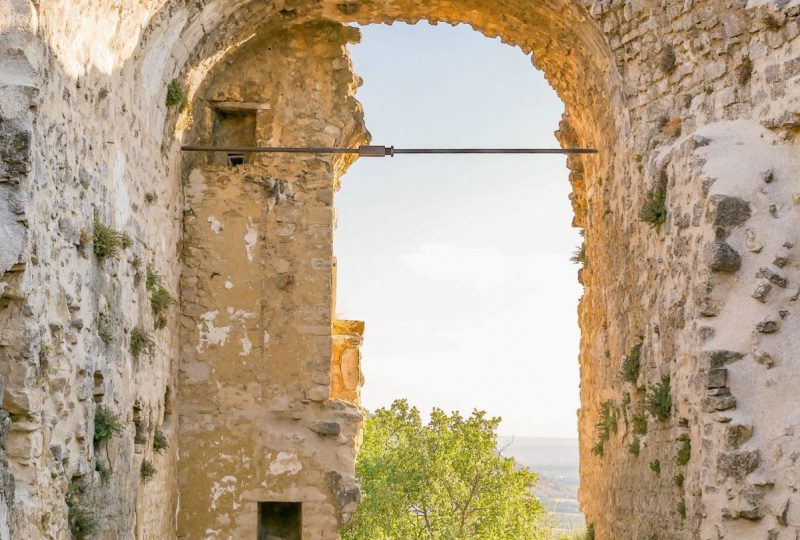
[8,1,795,539]
[334,21,583,533]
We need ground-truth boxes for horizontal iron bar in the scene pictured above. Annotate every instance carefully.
[180,145,598,156]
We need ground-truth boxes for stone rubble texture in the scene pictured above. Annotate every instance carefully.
[0,0,797,539]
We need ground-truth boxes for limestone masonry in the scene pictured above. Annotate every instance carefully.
[0,0,799,538]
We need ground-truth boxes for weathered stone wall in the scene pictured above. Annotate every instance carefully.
[0,0,798,538]
[177,22,368,539]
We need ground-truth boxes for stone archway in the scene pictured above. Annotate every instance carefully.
[1,1,798,538]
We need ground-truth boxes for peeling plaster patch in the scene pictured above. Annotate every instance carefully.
[196,310,231,353]
[240,333,253,356]
[263,331,271,346]
[268,452,302,476]
[207,215,223,234]
[244,219,257,262]
[224,280,233,289]
[204,528,221,540]
[209,476,237,510]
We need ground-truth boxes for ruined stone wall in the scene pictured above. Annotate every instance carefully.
[0,0,799,539]
[177,22,368,539]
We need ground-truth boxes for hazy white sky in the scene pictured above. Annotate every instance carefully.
[334,22,582,439]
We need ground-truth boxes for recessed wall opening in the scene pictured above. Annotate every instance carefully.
[211,107,257,165]
[335,21,584,535]
[257,502,302,540]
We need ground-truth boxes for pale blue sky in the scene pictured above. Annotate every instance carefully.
[335,22,582,439]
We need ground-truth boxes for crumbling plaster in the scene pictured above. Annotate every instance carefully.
[0,0,798,538]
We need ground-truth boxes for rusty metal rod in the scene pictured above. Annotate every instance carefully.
[180,145,598,157]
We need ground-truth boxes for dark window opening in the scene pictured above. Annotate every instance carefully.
[227,153,246,166]
[212,108,256,165]
[257,502,301,540]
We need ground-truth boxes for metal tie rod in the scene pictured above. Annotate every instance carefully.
[180,145,598,157]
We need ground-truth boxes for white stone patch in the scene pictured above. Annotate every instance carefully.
[209,476,237,510]
[196,311,231,353]
[224,280,233,289]
[268,452,302,476]
[263,331,271,346]
[207,216,223,234]
[244,219,257,262]
[239,333,252,357]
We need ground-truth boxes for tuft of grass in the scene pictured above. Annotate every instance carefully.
[130,327,155,359]
[94,405,122,448]
[120,233,133,250]
[93,220,123,259]
[153,428,169,455]
[660,46,677,74]
[646,376,672,422]
[166,80,186,108]
[571,243,586,265]
[649,459,661,476]
[66,480,98,539]
[146,266,173,330]
[628,438,641,456]
[141,459,157,483]
[632,409,649,436]
[678,498,687,519]
[621,343,642,383]
[586,523,595,540]
[675,435,691,466]
[593,400,618,457]
[673,473,684,488]
[96,460,110,483]
[639,183,668,227]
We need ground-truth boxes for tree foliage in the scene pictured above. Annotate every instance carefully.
[342,400,547,540]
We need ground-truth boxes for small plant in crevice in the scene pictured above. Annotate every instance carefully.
[660,46,677,74]
[620,343,642,383]
[628,438,641,456]
[678,498,687,519]
[675,434,691,466]
[96,460,111,483]
[140,459,157,483]
[93,405,123,448]
[144,191,158,204]
[130,327,155,359]
[120,233,133,250]
[646,376,672,422]
[78,228,92,256]
[632,409,649,436]
[165,79,186,108]
[570,243,586,265]
[93,220,123,259]
[649,459,661,476]
[639,180,668,228]
[146,265,173,330]
[673,473,685,488]
[66,479,98,539]
[586,523,595,540]
[592,400,618,457]
[153,427,169,455]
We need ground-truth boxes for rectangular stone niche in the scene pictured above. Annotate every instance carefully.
[257,502,302,540]
[212,106,257,165]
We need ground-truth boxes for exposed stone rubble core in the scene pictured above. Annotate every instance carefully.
[0,0,798,538]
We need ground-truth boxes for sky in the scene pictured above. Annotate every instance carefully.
[334,22,583,439]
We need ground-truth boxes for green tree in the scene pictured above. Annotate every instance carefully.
[342,400,547,539]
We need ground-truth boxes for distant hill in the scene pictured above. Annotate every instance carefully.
[498,437,584,532]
